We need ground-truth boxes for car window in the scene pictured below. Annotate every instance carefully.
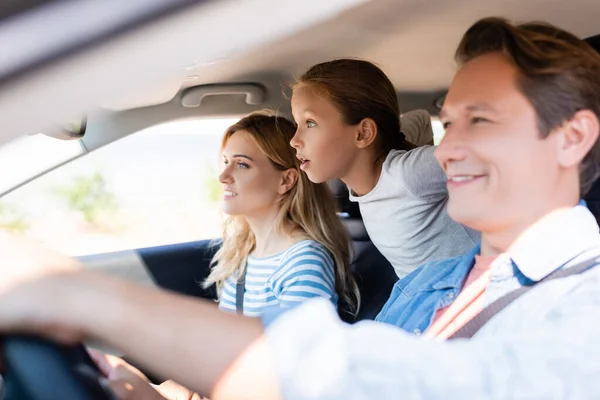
[431,117,445,145]
[0,133,84,195]
[0,117,239,256]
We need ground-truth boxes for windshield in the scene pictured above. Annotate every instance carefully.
[0,133,84,195]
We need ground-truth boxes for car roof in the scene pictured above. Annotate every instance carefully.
[1,0,599,144]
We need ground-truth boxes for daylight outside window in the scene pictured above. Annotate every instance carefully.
[431,117,445,145]
[0,117,239,256]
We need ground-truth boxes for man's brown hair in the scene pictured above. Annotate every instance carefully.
[456,17,600,195]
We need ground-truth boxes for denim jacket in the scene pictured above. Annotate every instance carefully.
[376,201,596,336]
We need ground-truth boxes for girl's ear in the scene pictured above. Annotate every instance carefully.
[355,118,378,149]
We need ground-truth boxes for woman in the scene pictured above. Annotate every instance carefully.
[206,110,358,316]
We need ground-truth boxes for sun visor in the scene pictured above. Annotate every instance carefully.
[101,73,185,111]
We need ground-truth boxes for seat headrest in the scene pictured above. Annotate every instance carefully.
[327,179,369,241]
[327,179,361,218]
[341,218,370,242]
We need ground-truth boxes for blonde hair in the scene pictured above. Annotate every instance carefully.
[204,111,360,314]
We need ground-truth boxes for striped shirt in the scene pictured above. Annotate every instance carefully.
[219,240,337,317]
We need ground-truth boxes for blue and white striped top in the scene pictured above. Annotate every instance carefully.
[219,240,337,317]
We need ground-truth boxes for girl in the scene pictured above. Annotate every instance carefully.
[205,111,359,316]
[290,59,480,277]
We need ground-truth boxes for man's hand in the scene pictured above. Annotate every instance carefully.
[0,231,278,399]
[0,231,89,342]
[156,380,205,400]
[89,349,204,400]
[89,349,167,400]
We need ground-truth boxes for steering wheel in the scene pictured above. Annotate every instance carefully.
[1,335,118,400]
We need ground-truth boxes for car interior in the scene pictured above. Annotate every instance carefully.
[61,0,600,324]
[2,0,600,398]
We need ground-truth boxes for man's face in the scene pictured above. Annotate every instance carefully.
[436,52,563,234]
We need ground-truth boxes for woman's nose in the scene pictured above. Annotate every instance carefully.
[218,166,233,184]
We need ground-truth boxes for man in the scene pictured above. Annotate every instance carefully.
[0,17,600,399]
[373,20,600,338]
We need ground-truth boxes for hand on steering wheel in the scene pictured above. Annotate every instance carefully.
[1,335,118,400]
[88,350,167,400]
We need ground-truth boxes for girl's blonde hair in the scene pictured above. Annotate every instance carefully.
[204,110,360,314]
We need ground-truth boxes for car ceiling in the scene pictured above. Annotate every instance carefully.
[2,0,600,144]
[109,0,600,111]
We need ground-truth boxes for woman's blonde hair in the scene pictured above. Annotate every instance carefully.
[204,110,360,314]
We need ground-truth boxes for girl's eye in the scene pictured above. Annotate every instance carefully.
[307,120,316,128]
[471,117,489,124]
[237,162,249,169]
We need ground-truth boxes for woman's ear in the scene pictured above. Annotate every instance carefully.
[355,118,378,149]
[557,109,600,168]
[278,168,299,195]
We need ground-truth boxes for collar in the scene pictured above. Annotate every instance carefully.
[508,201,600,282]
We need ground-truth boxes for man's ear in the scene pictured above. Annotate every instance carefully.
[355,118,378,149]
[278,168,299,195]
[557,109,600,168]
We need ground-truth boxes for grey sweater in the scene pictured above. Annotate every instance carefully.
[349,113,479,277]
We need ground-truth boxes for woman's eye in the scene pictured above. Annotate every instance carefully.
[442,121,451,130]
[306,120,316,128]
[237,162,249,169]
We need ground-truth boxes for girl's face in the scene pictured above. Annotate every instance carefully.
[290,85,360,183]
[219,130,293,219]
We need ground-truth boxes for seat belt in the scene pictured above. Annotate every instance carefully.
[236,264,248,315]
[449,256,599,339]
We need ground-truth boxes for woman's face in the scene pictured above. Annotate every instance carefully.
[219,130,294,218]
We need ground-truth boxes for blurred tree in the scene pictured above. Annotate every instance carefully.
[0,202,29,233]
[53,172,119,230]
[202,164,222,205]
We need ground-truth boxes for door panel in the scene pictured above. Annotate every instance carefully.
[78,239,219,301]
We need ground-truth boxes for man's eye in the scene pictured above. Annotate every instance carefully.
[442,121,451,129]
